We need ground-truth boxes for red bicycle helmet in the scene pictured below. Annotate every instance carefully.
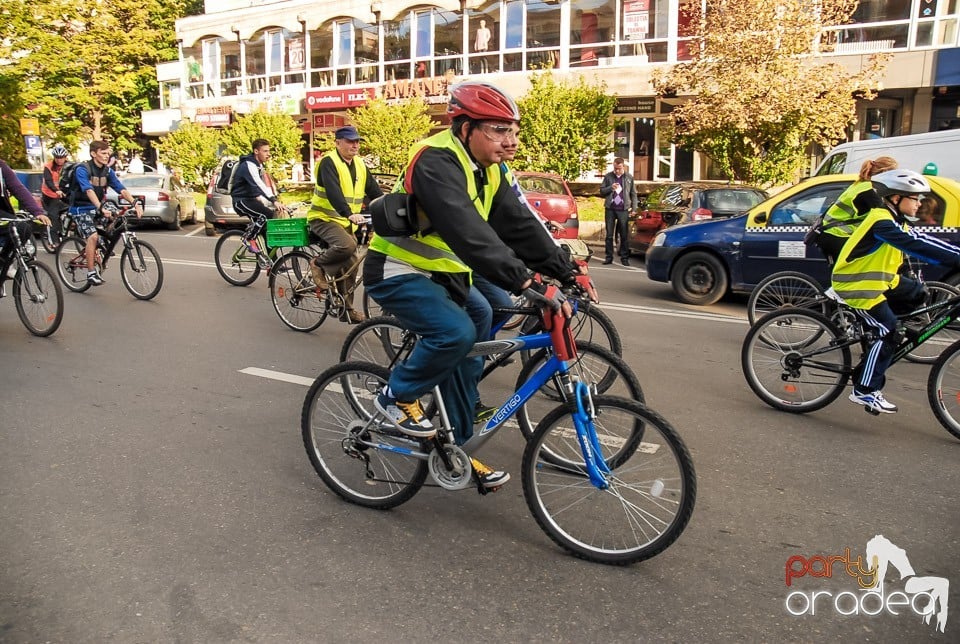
[447,82,520,122]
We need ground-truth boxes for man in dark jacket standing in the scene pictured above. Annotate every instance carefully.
[599,157,637,266]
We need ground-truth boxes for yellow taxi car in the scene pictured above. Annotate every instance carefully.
[645,174,960,305]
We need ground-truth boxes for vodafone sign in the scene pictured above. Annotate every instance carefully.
[305,88,375,110]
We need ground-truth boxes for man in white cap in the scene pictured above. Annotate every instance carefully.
[307,126,383,323]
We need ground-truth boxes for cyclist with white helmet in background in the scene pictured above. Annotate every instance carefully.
[42,144,70,239]
[831,169,960,414]
[363,81,581,490]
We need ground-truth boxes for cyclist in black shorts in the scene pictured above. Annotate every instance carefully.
[231,138,287,251]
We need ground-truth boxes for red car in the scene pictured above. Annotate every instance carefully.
[515,171,579,240]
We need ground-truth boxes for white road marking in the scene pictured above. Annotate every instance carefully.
[240,367,315,386]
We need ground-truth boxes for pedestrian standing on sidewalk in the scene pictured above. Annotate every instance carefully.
[599,157,636,266]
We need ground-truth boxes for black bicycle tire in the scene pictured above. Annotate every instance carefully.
[903,281,960,364]
[339,315,411,365]
[54,235,92,293]
[746,271,828,326]
[301,361,428,508]
[13,261,63,336]
[269,250,329,332]
[120,240,163,300]
[521,396,696,565]
[741,308,851,413]
[214,230,261,286]
[927,337,960,441]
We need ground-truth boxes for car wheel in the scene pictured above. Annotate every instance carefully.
[671,251,728,306]
[167,207,182,231]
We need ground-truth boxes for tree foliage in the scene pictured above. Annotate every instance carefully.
[0,0,191,153]
[513,72,617,180]
[340,97,435,174]
[653,0,887,187]
[0,73,28,166]
[219,111,304,179]
[155,120,222,190]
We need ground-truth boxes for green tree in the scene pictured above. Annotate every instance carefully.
[220,111,304,180]
[335,97,434,175]
[0,73,28,166]
[156,120,222,190]
[513,72,617,179]
[0,0,192,152]
[653,0,887,187]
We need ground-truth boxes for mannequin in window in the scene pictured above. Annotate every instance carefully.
[186,56,202,98]
[475,19,491,73]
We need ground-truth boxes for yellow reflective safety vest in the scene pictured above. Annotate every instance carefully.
[822,181,872,239]
[369,130,500,275]
[308,151,367,229]
[831,207,904,309]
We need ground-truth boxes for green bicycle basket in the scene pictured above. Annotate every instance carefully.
[266,217,309,247]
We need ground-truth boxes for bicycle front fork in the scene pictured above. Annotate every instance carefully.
[571,381,611,489]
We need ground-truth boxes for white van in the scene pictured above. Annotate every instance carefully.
[814,129,960,180]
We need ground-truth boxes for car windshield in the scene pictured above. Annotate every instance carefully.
[518,176,565,194]
[703,189,765,212]
[122,175,165,189]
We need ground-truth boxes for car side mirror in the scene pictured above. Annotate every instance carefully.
[754,212,768,224]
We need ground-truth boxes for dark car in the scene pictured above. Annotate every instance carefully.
[645,174,960,305]
[514,171,579,240]
[204,162,247,236]
[628,182,768,254]
[13,170,44,204]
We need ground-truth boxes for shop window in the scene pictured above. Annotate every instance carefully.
[384,14,412,80]
[570,0,616,67]
[468,2,500,75]
[309,25,334,87]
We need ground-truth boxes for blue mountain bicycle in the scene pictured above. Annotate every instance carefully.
[302,288,696,565]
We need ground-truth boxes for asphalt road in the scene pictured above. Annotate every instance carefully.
[1,225,957,643]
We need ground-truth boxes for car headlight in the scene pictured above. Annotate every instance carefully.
[652,232,667,247]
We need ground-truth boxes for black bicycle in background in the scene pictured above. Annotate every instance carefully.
[0,212,64,336]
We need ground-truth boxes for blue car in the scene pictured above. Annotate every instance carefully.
[645,174,960,305]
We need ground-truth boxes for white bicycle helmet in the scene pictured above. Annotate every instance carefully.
[50,144,69,158]
[871,169,931,198]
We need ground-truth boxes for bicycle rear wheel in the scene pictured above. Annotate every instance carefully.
[927,339,960,441]
[214,229,261,286]
[741,308,851,413]
[120,240,163,300]
[747,271,828,326]
[340,315,412,365]
[270,250,328,332]
[519,303,622,363]
[903,281,960,364]
[302,362,428,509]
[13,261,63,337]
[522,396,696,565]
[54,236,92,293]
[361,289,383,319]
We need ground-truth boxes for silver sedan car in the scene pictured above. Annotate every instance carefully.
[108,173,197,230]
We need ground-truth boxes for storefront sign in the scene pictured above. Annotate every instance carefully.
[310,113,349,133]
[306,88,374,110]
[288,37,305,71]
[614,96,656,114]
[195,106,232,127]
[381,77,449,104]
[623,0,650,39]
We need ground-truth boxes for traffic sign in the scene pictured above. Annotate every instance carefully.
[24,135,42,156]
[19,118,40,135]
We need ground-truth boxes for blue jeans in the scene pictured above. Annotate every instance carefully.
[365,273,483,445]
[472,273,515,333]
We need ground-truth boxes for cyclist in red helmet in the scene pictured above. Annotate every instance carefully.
[364,82,581,490]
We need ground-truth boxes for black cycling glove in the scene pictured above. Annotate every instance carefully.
[523,280,566,312]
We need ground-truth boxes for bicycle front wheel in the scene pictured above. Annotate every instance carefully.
[120,240,163,300]
[741,309,851,413]
[269,250,328,332]
[515,342,644,448]
[214,230,261,286]
[13,261,63,337]
[302,362,428,509]
[747,271,829,326]
[903,281,960,364]
[522,396,696,565]
[927,339,960,441]
[54,236,91,293]
[340,315,412,366]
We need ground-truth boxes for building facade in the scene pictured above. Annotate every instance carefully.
[149,0,960,182]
